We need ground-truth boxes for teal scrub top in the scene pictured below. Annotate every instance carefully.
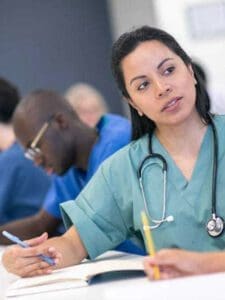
[60,115,225,259]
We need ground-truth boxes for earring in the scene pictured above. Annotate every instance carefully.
[138,110,143,117]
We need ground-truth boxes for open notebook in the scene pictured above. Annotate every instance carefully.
[6,251,145,297]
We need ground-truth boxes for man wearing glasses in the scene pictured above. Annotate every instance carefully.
[0,89,143,254]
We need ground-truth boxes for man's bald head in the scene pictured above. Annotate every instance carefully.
[12,89,88,175]
[13,90,77,137]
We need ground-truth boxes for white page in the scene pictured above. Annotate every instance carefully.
[6,251,144,297]
[0,247,19,300]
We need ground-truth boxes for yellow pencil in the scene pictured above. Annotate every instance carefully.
[141,211,160,280]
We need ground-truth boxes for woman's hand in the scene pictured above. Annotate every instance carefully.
[2,232,62,277]
[143,249,206,280]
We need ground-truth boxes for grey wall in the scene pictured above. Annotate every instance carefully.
[0,0,123,114]
[107,0,157,117]
[107,0,157,40]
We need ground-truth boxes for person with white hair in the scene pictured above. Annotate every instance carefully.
[65,83,108,127]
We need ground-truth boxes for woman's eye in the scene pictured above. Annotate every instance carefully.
[164,66,175,75]
[137,81,149,91]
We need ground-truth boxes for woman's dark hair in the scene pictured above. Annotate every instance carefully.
[0,77,20,123]
[111,26,210,140]
[192,61,207,85]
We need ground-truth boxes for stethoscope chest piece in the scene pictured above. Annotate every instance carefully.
[206,214,224,237]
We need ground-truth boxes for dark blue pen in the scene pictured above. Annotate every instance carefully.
[2,230,55,266]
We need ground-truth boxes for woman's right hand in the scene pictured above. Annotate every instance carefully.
[143,248,205,280]
[2,232,61,277]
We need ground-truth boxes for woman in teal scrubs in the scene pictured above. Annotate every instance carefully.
[3,26,225,279]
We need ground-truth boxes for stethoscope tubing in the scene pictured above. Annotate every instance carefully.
[209,115,218,215]
[138,114,224,237]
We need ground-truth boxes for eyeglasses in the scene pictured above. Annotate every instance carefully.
[24,116,54,161]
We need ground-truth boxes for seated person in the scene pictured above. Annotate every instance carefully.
[0,89,144,254]
[0,77,50,224]
[64,82,108,127]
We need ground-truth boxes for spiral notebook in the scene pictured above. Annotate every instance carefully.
[6,251,145,297]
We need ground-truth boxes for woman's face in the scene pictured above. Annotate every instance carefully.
[121,40,197,128]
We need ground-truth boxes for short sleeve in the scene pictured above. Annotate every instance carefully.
[60,165,131,259]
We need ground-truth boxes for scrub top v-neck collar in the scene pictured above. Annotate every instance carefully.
[151,125,212,193]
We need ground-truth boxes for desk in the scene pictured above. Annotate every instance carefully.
[3,270,225,299]
[1,248,225,300]
[4,272,225,300]
[0,247,18,300]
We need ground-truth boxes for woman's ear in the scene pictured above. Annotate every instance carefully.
[123,96,144,117]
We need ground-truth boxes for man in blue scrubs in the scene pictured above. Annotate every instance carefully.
[0,89,143,254]
[0,78,51,225]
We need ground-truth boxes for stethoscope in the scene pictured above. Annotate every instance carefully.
[138,115,224,237]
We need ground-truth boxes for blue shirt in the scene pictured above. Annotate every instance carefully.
[43,114,131,221]
[43,114,144,255]
[0,142,51,224]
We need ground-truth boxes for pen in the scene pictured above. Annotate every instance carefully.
[2,230,55,266]
[141,211,160,280]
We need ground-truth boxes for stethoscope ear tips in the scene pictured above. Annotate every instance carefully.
[206,215,224,237]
